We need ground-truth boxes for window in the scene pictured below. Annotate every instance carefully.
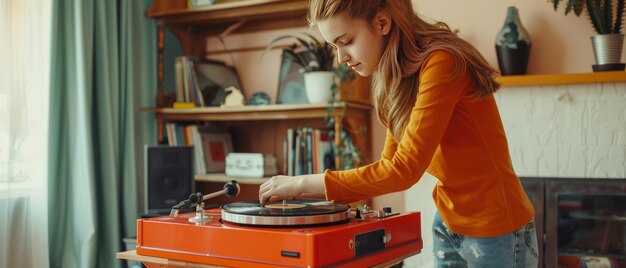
[0,0,51,266]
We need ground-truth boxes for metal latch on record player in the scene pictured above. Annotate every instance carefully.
[352,228,391,256]
[375,207,400,218]
[355,205,399,220]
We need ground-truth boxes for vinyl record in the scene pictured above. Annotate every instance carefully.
[221,200,351,227]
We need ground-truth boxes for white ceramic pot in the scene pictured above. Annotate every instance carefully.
[304,71,334,103]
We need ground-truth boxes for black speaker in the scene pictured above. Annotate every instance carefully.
[144,146,194,215]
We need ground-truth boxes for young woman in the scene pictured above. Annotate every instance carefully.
[259,0,538,266]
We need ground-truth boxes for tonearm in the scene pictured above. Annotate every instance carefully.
[169,180,240,222]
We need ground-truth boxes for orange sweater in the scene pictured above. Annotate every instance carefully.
[324,50,534,237]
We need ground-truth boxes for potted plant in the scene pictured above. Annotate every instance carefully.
[265,33,336,103]
[550,0,625,71]
[265,33,365,170]
[325,64,362,170]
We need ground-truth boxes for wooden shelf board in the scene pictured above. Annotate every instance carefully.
[143,102,371,122]
[195,173,268,185]
[497,71,626,86]
[146,0,308,34]
[147,0,298,17]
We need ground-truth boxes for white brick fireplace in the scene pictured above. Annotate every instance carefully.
[496,82,626,178]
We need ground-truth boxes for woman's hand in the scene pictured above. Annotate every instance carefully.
[259,173,325,205]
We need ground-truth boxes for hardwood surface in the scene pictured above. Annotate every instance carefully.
[497,71,626,86]
[143,102,371,121]
[117,249,414,268]
[117,250,224,268]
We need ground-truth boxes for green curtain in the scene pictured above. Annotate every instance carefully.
[48,0,155,267]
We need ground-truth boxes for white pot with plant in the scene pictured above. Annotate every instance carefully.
[303,71,334,103]
[551,0,625,71]
[265,33,335,103]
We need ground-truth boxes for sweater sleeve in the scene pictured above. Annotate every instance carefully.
[324,50,471,203]
[380,128,397,160]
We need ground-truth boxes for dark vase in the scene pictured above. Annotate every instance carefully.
[495,6,531,75]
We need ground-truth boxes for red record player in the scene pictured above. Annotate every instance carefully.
[134,182,423,267]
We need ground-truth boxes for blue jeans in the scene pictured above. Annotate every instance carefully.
[432,212,539,268]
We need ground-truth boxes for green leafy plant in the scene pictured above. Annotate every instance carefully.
[330,64,357,97]
[264,33,335,72]
[335,129,363,170]
[325,64,362,170]
[550,0,624,34]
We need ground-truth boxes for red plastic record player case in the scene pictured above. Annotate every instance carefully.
[135,199,423,267]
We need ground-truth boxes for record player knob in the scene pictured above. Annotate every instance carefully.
[383,207,392,214]
[224,180,240,197]
[189,193,202,205]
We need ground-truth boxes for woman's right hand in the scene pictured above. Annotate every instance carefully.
[258,173,325,205]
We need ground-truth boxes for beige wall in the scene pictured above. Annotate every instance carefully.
[204,0,624,210]
[412,0,612,74]
[371,0,611,210]
[208,0,617,100]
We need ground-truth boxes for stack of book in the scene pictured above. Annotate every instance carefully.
[174,56,205,107]
[284,127,334,176]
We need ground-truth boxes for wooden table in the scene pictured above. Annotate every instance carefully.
[117,250,224,268]
[117,249,414,268]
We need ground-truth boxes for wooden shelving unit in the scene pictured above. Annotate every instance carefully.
[144,1,372,200]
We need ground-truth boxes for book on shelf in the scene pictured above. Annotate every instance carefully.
[189,125,206,175]
[286,128,294,176]
[190,61,205,107]
[165,123,187,146]
[285,127,333,176]
[294,128,301,175]
[175,58,184,102]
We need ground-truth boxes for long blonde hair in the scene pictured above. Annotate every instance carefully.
[308,0,500,140]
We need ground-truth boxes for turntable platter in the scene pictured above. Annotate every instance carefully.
[221,200,351,227]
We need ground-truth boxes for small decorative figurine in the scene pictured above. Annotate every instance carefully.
[248,92,271,106]
[221,86,245,107]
